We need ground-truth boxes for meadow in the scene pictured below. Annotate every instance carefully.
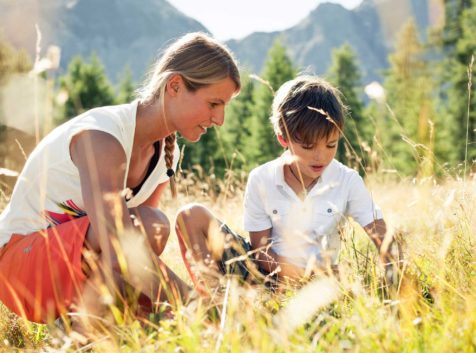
[1,2,475,349]
[0,167,474,353]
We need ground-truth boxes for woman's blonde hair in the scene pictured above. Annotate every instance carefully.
[270,75,346,146]
[137,32,240,197]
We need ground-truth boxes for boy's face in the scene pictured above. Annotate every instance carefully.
[279,130,340,179]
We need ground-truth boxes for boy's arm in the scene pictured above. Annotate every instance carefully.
[250,229,305,279]
[345,173,390,264]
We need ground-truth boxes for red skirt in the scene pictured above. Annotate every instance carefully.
[0,217,89,323]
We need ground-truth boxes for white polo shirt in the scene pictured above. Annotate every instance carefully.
[243,152,383,268]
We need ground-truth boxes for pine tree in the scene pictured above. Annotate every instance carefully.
[58,54,115,121]
[441,0,472,50]
[384,19,436,176]
[116,66,136,104]
[221,73,255,171]
[327,43,370,170]
[440,0,476,167]
[246,40,296,167]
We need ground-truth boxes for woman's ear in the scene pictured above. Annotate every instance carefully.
[277,134,288,148]
[166,74,182,96]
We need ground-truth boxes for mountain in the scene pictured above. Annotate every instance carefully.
[1,0,442,84]
[226,0,441,84]
[0,0,209,82]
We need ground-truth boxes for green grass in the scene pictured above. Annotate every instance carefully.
[0,175,475,352]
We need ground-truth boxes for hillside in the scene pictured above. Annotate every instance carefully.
[227,0,441,83]
[0,0,442,84]
[0,0,208,81]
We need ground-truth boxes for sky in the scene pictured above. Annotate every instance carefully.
[167,0,364,41]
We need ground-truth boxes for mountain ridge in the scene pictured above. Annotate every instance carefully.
[0,0,209,82]
[0,0,440,84]
[227,0,436,83]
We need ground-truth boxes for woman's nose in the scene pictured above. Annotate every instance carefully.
[212,109,225,126]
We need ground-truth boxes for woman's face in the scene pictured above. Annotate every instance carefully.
[168,76,238,142]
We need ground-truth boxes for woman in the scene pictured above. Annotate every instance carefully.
[0,32,240,327]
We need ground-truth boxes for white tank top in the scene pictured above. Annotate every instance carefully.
[0,100,179,247]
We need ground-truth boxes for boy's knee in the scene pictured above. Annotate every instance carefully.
[176,203,211,225]
[175,203,216,244]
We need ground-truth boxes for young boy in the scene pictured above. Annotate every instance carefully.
[176,76,389,289]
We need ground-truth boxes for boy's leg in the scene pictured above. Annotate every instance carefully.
[175,203,255,293]
[175,203,225,267]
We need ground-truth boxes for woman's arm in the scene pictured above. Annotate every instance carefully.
[70,130,139,286]
[250,229,306,280]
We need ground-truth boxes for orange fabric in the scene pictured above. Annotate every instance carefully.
[0,217,89,323]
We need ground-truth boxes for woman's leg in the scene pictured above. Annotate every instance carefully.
[83,205,189,299]
[75,205,190,334]
[129,206,170,256]
[129,206,190,303]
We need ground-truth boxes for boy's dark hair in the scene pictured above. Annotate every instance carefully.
[270,76,347,145]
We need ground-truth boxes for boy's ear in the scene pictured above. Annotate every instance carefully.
[277,134,288,148]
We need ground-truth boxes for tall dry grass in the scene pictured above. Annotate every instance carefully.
[0,169,474,352]
[0,50,474,351]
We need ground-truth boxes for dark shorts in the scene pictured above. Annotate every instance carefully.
[176,220,277,292]
[217,223,253,279]
[218,223,276,286]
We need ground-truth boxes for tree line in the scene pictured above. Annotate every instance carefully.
[1,0,475,180]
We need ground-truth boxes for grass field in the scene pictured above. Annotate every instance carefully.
[0,171,475,352]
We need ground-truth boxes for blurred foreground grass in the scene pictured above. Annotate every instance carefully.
[0,171,474,352]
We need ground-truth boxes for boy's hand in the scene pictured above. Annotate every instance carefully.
[276,257,306,279]
[383,238,404,288]
[380,251,394,282]
[363,219,388,250]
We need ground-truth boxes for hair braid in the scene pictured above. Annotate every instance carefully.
[164,133,177,198]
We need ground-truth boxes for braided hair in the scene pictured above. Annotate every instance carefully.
[164,133,177,198]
